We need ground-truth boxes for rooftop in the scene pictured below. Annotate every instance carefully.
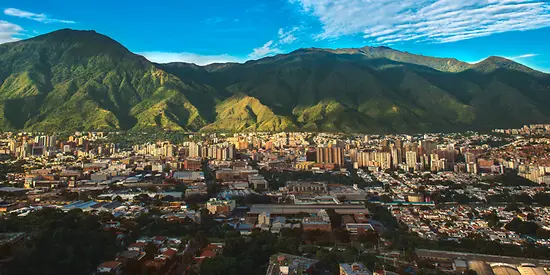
[249,204,367,215]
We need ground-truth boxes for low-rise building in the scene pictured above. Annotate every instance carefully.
[339,263,372,275]
[96,261,122,275]
[206,198,236,215]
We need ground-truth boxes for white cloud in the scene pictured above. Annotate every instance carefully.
[278,27,300,44]
[4,8,75,24]
[513,53,538,59]
[137,51,245,65]
[465,58,487,64]
[0,20,23,44]
[289,0,550,44]
[248,26,302,59]
[249,40,281,59]
[141,25,302,64]
[465,53,538,64]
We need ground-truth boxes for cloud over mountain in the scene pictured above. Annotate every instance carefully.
[290,0,550,44]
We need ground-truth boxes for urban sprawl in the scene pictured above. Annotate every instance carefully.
[1,125,550,275]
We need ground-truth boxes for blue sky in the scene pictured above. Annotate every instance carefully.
[1,0,550,72]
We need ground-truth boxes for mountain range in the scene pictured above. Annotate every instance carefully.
[0,29,549,133]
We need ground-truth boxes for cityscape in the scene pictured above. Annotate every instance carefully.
[2,0,550,274]
[1,127,550,274]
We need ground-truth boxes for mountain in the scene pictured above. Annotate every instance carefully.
[0,29,210,131]
[0,29,549,133]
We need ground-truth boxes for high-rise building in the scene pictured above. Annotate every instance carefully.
[188,142,201,158]
[391,146,399,168]
[306,148,317,162]
[405,151,418,171]
[316,146,344,166]
[420,140,438,155]
[375,152,392,170]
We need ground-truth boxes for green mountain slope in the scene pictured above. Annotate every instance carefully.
[0,29,210,131]
[201,94,296,132]
[1,29,550,133]
[162,48,550,132]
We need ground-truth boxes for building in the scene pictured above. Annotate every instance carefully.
[173,171,204,182]
[216,168,258,181]
[356,151,392,170]
[339,263,372,275]
[491,263,521,275]
[302,210,331,231]
[248,204,368,216]
[345,223,375,236]
[517,264,547,275]
[248,174,269,191]
[405,151,418,171]
[96,261,123,274]
[267,254,319,275]
[188,142,201,158]
[407,194,425,203]
[258,212,271,226]
[286,181,328,194]
[316,146,344,166]
[206,198,236,215]
[453,259,468,273]
[468,261,495,275]
[183,159,202,171]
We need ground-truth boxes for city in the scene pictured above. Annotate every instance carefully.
[1,128,549,274]
[2,0,550,274]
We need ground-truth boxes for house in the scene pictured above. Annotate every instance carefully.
[236,223,254,235]
[155,248,177,261]
[195,243,224,266]
[128,242,147,252]
[270,217,287,234]
[96,261,123,275]
[153,236,167,246]
[102,221,121,230]
[116,250,146,264]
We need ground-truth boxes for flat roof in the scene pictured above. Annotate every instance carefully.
[416,249,550,266]
[517,266,547,275]
[492,265,521,275]
[469,261,495,275]
[0,186,27,192]
[249,204,367,215]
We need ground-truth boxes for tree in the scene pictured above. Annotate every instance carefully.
[504,202,519,212]
[536,228,550,239]
[505,218,539,236]
[332,228,350,243]
[325,208,342,228]
[484,210,501,228]
[195,231,209,248]
[2,209,118,275]
[358,231,379,248]
[380,195,393,203]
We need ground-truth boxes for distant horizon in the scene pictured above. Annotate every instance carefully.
[1,1,549,71]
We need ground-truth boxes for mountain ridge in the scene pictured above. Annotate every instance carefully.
[0,28,549,133]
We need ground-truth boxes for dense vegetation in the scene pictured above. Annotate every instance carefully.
[1,29,550,133]
[0,209,118,275]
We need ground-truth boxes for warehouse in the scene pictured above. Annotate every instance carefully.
[248,204,367,216]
